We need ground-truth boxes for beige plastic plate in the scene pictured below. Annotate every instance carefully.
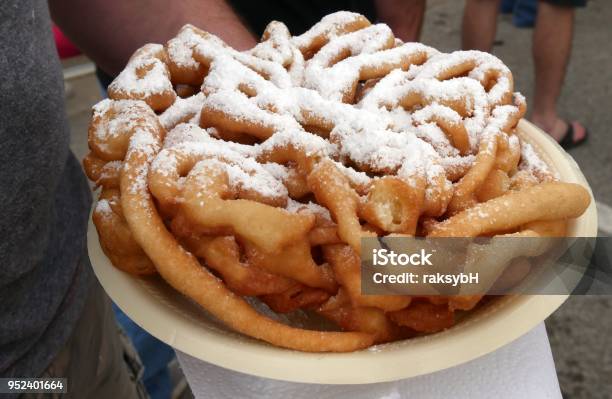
[88,119,597,384]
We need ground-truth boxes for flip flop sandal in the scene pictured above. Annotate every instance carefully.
[559,120,588,150]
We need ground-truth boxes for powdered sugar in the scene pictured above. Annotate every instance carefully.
[109,44,174,98]
[257,128,334,157]
[519,141,558,181]
[99,161,122,181]
[126,126,162,197]
[247,22,294,66]
[303,23,393,98]
[332,161,372,188]
[90,99,160,159]
[305,36,435,101]
[160,92,205,130]
[292,11,368,51]
[97,12,551,230]
[166,25,204,69]
[95,198,113,217]
[285,198,332,220]
[151,138,287,201]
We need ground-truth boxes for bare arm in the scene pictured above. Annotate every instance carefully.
[49,0,257,76]
[375,0,426,42]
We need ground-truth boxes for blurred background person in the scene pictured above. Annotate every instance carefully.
[462,0,588,149]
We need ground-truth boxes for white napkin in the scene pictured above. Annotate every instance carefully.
[176,323,561,399]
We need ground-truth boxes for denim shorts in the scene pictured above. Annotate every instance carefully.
[541,0,587,7]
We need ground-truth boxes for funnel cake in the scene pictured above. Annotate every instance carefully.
[85,11,590,352]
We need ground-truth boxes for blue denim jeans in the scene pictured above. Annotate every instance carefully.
[501,0,538,28]
[112,304,175,399]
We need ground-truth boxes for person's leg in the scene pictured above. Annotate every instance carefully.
[462,0,502,51]
[531,1,585,142]
[23,278,148,399]
[113,304,175,399]
[375,0,426,42]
